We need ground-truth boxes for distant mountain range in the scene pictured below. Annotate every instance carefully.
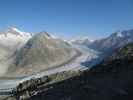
[0,27,77,76]
[71,37,93,45]
[1,27,133,77]
[72,29,133,53]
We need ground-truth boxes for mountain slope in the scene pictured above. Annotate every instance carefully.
[70,31,133,57]
[86,29,133,53]
[8,32,77,76]
[0,27,31,76]
[11,42,133,100]
[90,42,133,73]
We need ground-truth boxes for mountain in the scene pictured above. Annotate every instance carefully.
[70,29,133,52]
[0,27,31,52]
[8,32,77,76]
[0,27,31,76]
[11,42,133,100]
[90,42,133,72]
[71,37,93,45]
[86,29,133,53]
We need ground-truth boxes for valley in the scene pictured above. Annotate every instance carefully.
[11,41,133,100]
[0,44,100,95]
[0,1,132,99]
[0,27,133,100]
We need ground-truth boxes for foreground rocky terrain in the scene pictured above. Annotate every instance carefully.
[3,71,81,100]
[3,42,133,100]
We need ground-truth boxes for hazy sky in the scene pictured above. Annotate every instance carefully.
[0,0,133,39]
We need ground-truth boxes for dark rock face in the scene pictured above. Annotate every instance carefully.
[7,71,80,100]
[12,76,49,100]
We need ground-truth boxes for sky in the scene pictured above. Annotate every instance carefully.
[0,0,133,40]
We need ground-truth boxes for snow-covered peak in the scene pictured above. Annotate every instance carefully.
[8,27,22,33]
[4,27,32,38]
[116,31,123,37]
[111,30,133,39]
[70,37,94,44]
[82,37,94,41]
[0,27,32,51]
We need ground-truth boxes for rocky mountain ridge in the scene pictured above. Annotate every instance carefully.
[72,29,133,54]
